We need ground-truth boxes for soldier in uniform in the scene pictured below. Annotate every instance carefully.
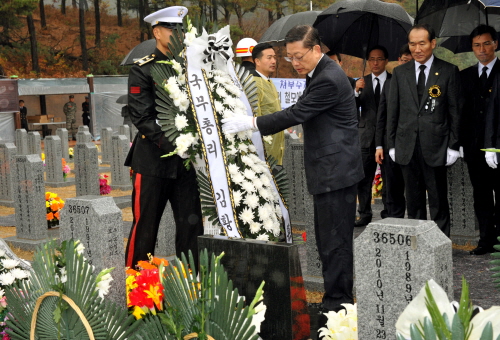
[19,100,28,131]
[63,95,77,140]
[124,6,203,268]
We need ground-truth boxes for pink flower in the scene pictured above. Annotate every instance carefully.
[0,296,6,308]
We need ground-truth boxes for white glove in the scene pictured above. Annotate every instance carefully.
[445,148,460,166]
[221,116,256,134]
[389,148,395,162]
[485,151,498,169]
[459,146,464,158]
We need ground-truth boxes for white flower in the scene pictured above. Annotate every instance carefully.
[225,96,237,108]
[0,288,4,296]
[214,75,226,84]
[263,136,273,144]
[319,303,358,340]
[275,205,283,218]
[60,267,67,283]
[184,27,198,46]
[256,234,269,241]
[239,208,254,225]
[263,218,274,232]
[2,259,19,270]
[241,155,253,167]
[244,194,260,209]
[228,163,239,176]
[178,94,190,112]
[258,205,270,222]
[214,100,225,113]
[10,268,29,280]
[231,172,245,184]
[75,242,85,255]
[243,168,256,180]
[238,143,249,153]
[248,145,256,152]
[0,273,16,285]
[225,144,238,156]
[165,77,181,97]
[260,174,271,187]
[175,133,197,154]
[96,273,113,299]
[216,87,228,98]
[171,60,183,75]
[174,115,189,131]
[250,300,267,334]
[222,109,234,119]
[232,190,243,206]
[469,306,500,339]
[249,222,262,234]
[241,180,256,193]
[253,178,263,189]
[226,84,241,97]
[178,73,186,85]
[259,187,272,201]
[237,131,250,141]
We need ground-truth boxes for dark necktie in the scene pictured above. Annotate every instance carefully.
[480,66,488,89]
[417,65,426,103]
[306,75,311,87]
[374,77,380,108]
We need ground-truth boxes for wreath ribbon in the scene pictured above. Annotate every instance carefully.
[203,34,231,64]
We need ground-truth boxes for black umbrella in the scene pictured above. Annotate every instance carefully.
[313,0,414,61]
[439,33,500,53]
[116,94,128,104]
[120,39,156,66]
[259,11,322,45]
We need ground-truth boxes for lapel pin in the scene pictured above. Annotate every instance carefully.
[435,72,439,75]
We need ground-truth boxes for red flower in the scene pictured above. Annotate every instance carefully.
[302,232,307,242]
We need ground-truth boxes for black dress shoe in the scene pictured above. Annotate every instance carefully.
[354,218,371,227]
[469,246,495,255]
[380,210,389,219]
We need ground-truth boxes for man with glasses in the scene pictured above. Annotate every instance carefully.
[354,45,390,227]
[222,25,363,317]
[465,25,500,255]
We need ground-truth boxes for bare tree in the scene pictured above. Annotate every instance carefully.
[94,0,100,46]
[79,0,89,71]
[61,0,66,14]
[39,0,46,28]
[27,14,40,74]
[117,0,122,26]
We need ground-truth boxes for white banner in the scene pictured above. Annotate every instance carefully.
[271,78,306,110]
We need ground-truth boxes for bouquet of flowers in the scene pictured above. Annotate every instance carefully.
[68,147,74,159]
[318,303,358,340]
[62,158,71,180]
[372,166,383,198]
[45,191,64,228]
[99,174,111,195]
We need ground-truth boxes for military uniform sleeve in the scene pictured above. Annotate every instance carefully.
[127,64,176,155]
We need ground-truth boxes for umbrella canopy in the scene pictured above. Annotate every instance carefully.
[313,0,413,61]
[120,39,156,66]
[259,11,322,45]
[439,32,500,53]
[116,94,128,104]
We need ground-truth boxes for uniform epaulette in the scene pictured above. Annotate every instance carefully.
[134,54,156,66]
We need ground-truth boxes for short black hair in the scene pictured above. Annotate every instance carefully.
[367,45,388,60]
[284,25,321,49]
[469,24,497,45]
[252,43,274,61]
[326,50,341,61]
[19,100,24,104]
[408,23,436,42]
[399,44,411,57]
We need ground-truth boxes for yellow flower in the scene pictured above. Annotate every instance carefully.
[41,153,45,161]
[145,284,164,311]
[132,306,146,320]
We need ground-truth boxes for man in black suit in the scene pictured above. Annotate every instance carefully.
[19,100,28,131]
[124,6,203,268]
[354,45,390,226]
[326,51,356,89]
[387,24,462,237]
[375,44,413,219]
[223,25,364,314]
[472,26,500,254]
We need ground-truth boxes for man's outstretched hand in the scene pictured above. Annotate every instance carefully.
[221,116,255,134]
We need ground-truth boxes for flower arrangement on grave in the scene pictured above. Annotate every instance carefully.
[4,239,140,339]
[126,249,266,340]
[62,158,70,180]
[46,191,64,228]
[153,17,289,241]
[372,166,383,198]
[99,174,111,195]
[318,303,358,340]
[396,277,500,340]
[68,147,74,159]
[0,248,31,340]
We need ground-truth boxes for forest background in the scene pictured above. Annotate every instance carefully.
[0,0,479,79]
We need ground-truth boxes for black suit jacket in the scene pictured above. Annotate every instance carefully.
[387,57,462,167]
[461,60,500,161]
[125,48,184,179]
[375,78,391,148]
[256,56,364,195]
[485,72,500,154]
[356,73,391,148]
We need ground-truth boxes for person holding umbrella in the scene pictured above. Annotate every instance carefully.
[124,6,203,269]
[222,25,364,318]
[387,23,462,237]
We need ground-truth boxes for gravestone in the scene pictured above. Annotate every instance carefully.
[198,235,310,340]
[77,126,92,144]
[15,129,28,155]
[447,159,478,245]
[27,131,41,156]
[56,128,69,161]
[119,125,131,143]
[45,135,73,187]
[6,155,48,249]
[0,143,17,207]
[111,135,132,190]
[101,127,113,164]
[154,202,176,258]
[75,143,100,196]
[60,195,125,306]
[0,239,32,272]
[355,218,453,340]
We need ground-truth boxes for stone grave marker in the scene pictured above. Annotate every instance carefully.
[355,218,453,340]
[447,159,478,245]
[0,143,17,207]
[154,202,176,258]
[76,130,92,144]
[60,195,125,306]
[56,128,69,161]
[27,131,41,156]
[75,143,100,196]
[45,135,72,187]
[119,125,131,143]
[0,238,32,272]
[111,135,132,190]
[15,129,28,155]
[101,127,113,164]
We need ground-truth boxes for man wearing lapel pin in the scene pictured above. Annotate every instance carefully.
[387,23,462,237]
[222,25,364,317]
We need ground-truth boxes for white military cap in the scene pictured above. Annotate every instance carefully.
[144,6,188,27]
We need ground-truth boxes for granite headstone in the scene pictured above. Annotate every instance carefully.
[75,143,100,196]
[101,127,113,164]
[119,125,131,143]
[0,143,17,207]
[60,196,125,306]
[355,218,453,340]
[56,128,69,161]
[44,135,66,187]
[77,126,92,144]
[27,131,41,156]
[111,135,132,190]
[15,129,28,155]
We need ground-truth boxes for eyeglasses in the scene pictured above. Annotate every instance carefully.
[368,58,387,62]
[472,41,496,48]
[284,48,313,62]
